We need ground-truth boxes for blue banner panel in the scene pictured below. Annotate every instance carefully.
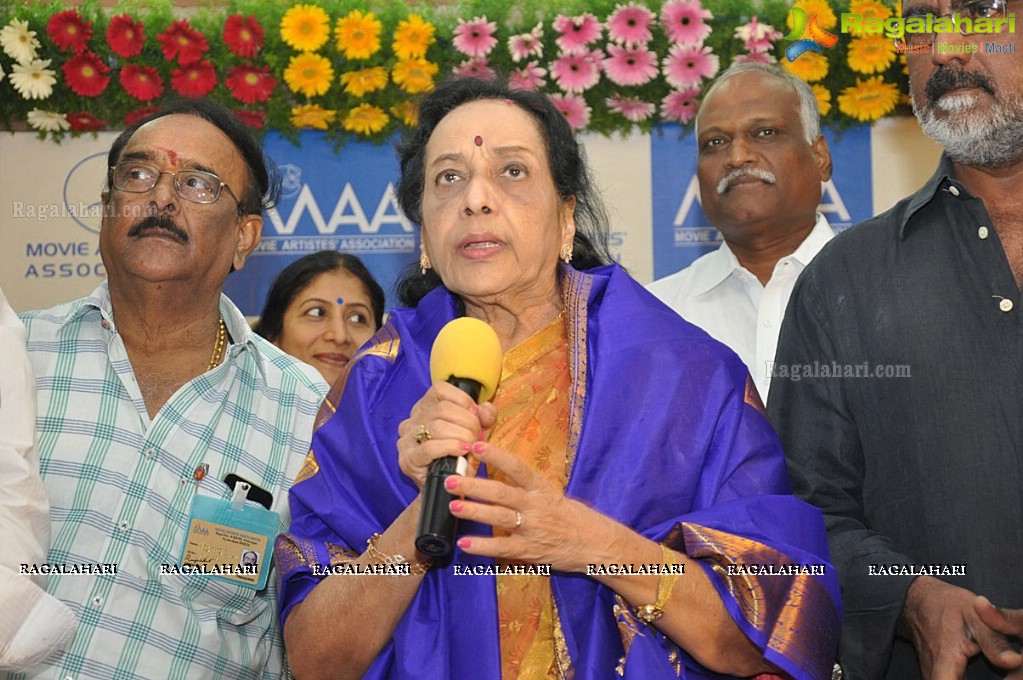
[224,131,418,317]
[650,123,873,281]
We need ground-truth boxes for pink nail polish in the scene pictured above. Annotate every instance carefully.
[469,404,478,415]
[445,476,459,490]
[460,442,471,452]
[457,538,471,549]
[449,500,463,512]
[472,442,486,455]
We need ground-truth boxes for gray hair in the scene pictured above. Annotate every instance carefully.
[696,62,821,144]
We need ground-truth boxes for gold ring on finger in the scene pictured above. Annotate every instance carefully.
[414,425,432,445]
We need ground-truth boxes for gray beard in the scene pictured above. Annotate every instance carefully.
[911,89,1023,168]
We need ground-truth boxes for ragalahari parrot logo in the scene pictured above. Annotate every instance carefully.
[784,7,839,61]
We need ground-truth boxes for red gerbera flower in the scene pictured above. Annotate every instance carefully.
[170,60,216,97]
[67,112,107,132]
[120,64,165,101]
[157,19,209,65]
[124,104,161,126]
[47,9,93,53]
[225,64,275,104]
[223,14,264,59]
[107,14,145,58]
[63,51,110,97]
[233,109,266,129]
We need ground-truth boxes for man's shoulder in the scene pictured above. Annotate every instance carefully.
[803,197,915,284]
[20,296,98,340]
[247,335,328,398]
[645,248,720,304]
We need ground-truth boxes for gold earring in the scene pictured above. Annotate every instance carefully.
[560,243,573,264]
[420,252,431,276]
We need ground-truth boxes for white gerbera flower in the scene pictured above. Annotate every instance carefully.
[10,59,56,100]
[26,109,69,132]
[0,19,40,64]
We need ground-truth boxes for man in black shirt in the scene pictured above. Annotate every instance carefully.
[768,1,1023,677]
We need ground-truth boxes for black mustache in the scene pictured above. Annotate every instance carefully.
[926,66,995,103]
[127,214,189,243]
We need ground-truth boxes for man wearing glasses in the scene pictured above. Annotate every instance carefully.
[12,99,326,679]
[770,0,1023,678]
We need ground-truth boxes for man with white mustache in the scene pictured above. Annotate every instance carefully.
[648,63,834,403]
[770,0,1023,675]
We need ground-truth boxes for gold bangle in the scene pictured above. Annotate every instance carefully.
[633,544,681,623]
[365,533,432,576]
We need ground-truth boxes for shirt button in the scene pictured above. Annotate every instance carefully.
[999,299,1014,312]
[978,226,989,239]
[91,595,103,607]
[144,448,156,459]
[763,319,773,327]
[119,521,130,531]
[948,185,960,197]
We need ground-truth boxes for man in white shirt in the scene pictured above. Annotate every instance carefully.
[648,63,835,402]
[0,285,75,670]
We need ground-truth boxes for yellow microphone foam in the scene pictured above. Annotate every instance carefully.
[430,317,503,402]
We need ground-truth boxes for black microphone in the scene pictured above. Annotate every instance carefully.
[415,318,502,559]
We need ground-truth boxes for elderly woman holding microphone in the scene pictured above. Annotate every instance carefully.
[276,77,840,680]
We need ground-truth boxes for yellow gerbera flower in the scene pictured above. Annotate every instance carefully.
[847,0,892,34]
[284,52,334,97]
[838,76,900,122]
[343,103,389,135]
[392,58,438,94]
[340,66,388,97]
[790,0,838,30]
[280,4,330,52]
[334,10,381,60]
[393,14,436,60]
[847,35,896,74]
[781,51,829,82]
[391,101,419,127]
[811,84,832,117]
[291,104,337,130]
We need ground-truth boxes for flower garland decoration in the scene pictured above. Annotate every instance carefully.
[0,0,909,143]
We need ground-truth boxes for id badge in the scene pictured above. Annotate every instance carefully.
[179,485,279,590]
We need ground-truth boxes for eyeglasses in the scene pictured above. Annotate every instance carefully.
[904,0,1018,45]
[110,161,242,207]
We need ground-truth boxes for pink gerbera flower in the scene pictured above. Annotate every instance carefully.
[508,23,543,63]
[602,44,657,86]
[553,14,602,55]
[606,94,655,122]
[661,0,713,45]
[452,57,496,80]
[550,50,602,93]
[662,43,719,88]
[661,88,701,123]
[606,4,655,45]
[453,17,497,58]
[549,93,591,130]
[509,61,546,91]
[734,16,781,53]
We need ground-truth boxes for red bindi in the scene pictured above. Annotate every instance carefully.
[474,135,483,146]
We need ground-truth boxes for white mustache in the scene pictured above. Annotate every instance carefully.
[717,167,777,195]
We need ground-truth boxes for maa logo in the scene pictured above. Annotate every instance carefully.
[265,182,414,235]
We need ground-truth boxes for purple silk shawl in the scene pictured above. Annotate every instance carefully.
[277,264,840,680]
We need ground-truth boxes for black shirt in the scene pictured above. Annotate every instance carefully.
[768,156,1023,680]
